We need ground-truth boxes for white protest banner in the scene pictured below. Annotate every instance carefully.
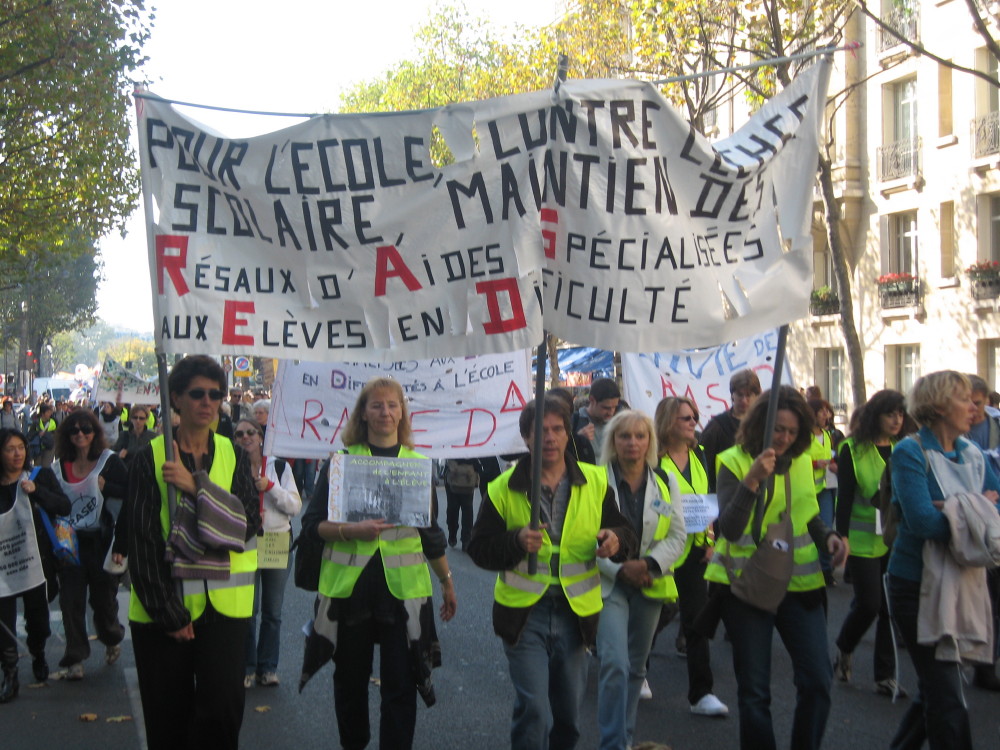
[264,351,532,460]
[137,61,828,360]
[94,358,162,406]
[621,329,795,425]
[328,453,432,526]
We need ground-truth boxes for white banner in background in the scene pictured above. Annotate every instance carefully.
[137,62,829,360]
[94,358,161,406]
[621,329,795,427]
[263,351,532,459]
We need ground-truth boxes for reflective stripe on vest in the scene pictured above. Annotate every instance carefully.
[843,438,890,558]
[704,446,824,592]
[615,466,678,602]
[488,461,606,617]
[317,444,433,601]
[129,433,255,623]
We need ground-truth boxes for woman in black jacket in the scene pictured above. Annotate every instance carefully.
[0,427,70,702]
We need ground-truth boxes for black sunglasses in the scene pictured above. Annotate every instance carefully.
[233,430,259,439]
[186,388,225,402]
[68,425,94,436]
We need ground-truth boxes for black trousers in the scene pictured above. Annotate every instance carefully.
[334,615,417,750]
[131,609,248,750]
[445,488,474,544]
[57,532,124,666]
[835,554,894,682]
[0,582,50,656]
[674,545,714,705]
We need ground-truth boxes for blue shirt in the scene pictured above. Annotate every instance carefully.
[888,426,1000,581]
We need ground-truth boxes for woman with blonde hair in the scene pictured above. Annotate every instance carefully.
[654,396,729,717]
[888,371,1000,748]
[301,377,456,750]
[595,409,686,750]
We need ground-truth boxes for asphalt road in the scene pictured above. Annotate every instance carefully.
[6,497,1000,749]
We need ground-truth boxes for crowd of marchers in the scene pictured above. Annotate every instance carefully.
[2,362,999,750]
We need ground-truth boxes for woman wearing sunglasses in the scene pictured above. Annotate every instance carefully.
[233,419,301,688]
[113,405,155,469]
[654,396,729,717]
[127,355,259,750]
[52,408,129,680]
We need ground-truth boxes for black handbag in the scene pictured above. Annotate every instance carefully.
[292,529,324,592]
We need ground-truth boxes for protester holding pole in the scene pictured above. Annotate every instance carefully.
[127,355,259,750]
[704,385,847,750]
[468,395,634,750]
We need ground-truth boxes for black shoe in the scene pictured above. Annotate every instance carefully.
[31,654,48,682]
[448,534,457,548]
[974,666,1000,691]
[0,663,18,704]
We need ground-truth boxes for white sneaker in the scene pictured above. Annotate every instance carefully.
[243,674,256,689]
[639,679,653,700]
[690,693,729,717]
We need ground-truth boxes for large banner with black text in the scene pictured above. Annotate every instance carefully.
[137,62,828,360]
[263,352,532,459]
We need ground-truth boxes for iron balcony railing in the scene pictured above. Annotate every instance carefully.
[878,278,921,309]
[877,137,920,182]
[973,111,1000,158]
[878,5,920,53]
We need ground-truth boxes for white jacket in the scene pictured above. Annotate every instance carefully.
[918,491,1000,663]
[259,457,303,534]
[598,465,687,597]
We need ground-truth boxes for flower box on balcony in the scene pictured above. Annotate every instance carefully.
[876,273,919,309]
[810,286,839,316]
[965,262,1000,300]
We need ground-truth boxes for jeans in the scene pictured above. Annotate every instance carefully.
[835,554,894,681]
[816,488,835,575]
[595,580,662,750]
[675,545,714,704]
[292,458,316,498]
[887,574,972,750]
[245,556,291,675]
[503,596,588,750]
[721,590,832,750]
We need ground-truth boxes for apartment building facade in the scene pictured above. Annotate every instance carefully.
[782,0,1000,415]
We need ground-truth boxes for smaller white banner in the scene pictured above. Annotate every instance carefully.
[680,493,719,534]
[328,454,432,526]
[265,352,532,459]
[621,329,794,428]
[95,358,162,406]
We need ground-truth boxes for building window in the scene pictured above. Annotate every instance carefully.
[879,0,919,53]
[939,63,953,138]
[885,211,918,275]
[981,339,1000,393]
[814,348,847,416]
[974,49,999,158]
[886,344,920,394]
[879,77,919,181]
[940,201,955,278]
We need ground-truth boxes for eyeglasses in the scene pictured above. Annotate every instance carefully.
[185,388,225,402]
[131,415,147,421]
[677,415,698,422]
[68,425,94,436]
[233,430,258,439]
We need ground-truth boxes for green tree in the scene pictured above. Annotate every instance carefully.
[0,0,152,260]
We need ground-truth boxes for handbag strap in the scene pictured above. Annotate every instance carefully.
[750,471,793,545]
